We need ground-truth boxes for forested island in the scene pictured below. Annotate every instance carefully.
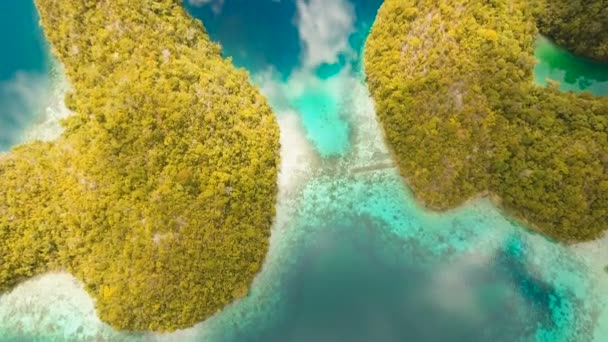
[365,0,608,242]
[0,0,279,332]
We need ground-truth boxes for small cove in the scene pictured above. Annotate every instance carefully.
[535,36,608,96]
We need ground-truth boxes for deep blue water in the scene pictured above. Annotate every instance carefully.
[217,221,562,342]
[0,1,607,341]
[184,0,301,78]
[0,1,49,150]
[188,171,590,342]
[0,2,47,81]
[184,0,382,78]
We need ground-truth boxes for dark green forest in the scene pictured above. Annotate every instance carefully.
[365,0,608,242]
[0,0,279,332]
[536,0,608,61]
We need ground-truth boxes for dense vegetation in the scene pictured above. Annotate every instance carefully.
[536,0,608,61]
[0,0,279,332]
[365,0,608,242]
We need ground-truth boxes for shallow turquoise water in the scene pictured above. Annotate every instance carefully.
[196,173,594,342]
[292,88,350,156]
[1,1,608,342]
[185,0,383,157]
[535,37,608,96]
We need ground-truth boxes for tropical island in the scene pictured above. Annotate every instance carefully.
[365,0,608,242]
[0,0,279,332]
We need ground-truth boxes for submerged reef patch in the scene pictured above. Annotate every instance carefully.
[365,0,608,241]
[0,0,279,332]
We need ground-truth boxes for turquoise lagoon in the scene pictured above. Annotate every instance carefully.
[535,37,608,96]
[1,1,608,341]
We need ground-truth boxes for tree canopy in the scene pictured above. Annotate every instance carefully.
[365,0,608,242]
[0,0,280,332]
[536,0,608,61]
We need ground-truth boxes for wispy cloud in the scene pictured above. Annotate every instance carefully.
[188,0,225,15]
[0,71,50,149]
[295,0,356,68]
[0,61,71,150]
[22,63,71,143]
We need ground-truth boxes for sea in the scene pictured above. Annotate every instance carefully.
[0,1,608,341]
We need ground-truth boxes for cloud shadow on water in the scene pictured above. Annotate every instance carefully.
[226,215,567,342]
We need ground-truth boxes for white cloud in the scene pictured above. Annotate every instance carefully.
[295,0,356,68]
[188,0,225,15]
[253,67,319,194]
[22,63,71,143]
[276,111,318,195]
[0,71,50,145]
[0,60,71,150]
[248,1,379,159]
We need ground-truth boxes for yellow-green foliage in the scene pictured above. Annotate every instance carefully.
[365,0,608,242]
[536,0,608,61]
[0,0,280,332]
